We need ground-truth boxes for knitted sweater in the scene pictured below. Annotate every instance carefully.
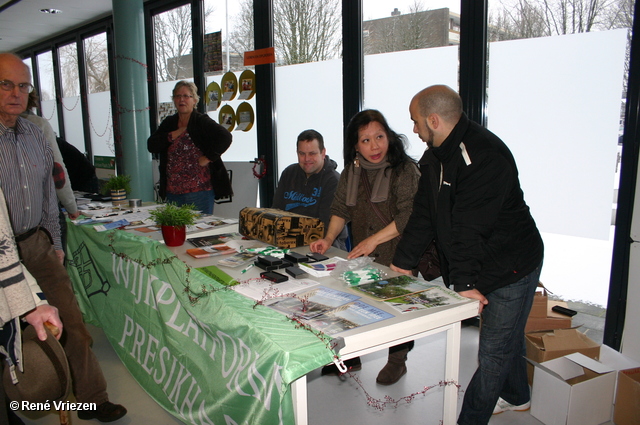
[331,161,420,266]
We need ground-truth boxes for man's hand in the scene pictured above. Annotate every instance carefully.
[67,211,81,220]
[198,156,211,167]
[25,305,63,341]
[458,289,488,314]
[56,249,65,264]
[309,238,330,255]
[390,264,412,275]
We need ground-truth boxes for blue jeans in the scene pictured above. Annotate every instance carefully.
[166,190,215,215]
[458,262,543,425]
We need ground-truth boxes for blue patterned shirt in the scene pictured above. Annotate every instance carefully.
[0,117,61,250]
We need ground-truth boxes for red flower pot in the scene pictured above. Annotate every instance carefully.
[161,225,186,247]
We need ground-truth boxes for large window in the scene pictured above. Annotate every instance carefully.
[204,0,257,162]
[153,4,193,128]
[486,0,634,307]
[36,51,59,137]
[58,42,85,153]
[274,0,343,176]
[83,32,113,158]
[363,1,461,162]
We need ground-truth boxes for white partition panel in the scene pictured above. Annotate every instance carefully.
[488,29,628,241]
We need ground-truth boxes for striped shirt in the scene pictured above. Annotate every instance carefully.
[0,117,61,250]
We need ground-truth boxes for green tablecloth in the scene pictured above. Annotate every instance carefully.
[66,224,334,424]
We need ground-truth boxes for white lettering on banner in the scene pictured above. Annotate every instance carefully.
[111,254,289,415]
[118,314,214,425]
[111,254,159,310]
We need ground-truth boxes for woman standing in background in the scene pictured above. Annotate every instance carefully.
[148,80,232,214]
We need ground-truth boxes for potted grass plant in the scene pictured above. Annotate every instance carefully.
[149,203,198,246]
[102,174,132,204]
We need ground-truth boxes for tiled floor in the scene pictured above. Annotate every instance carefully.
[14,304,609,425]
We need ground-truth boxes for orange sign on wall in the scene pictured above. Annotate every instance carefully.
[244,47,276,66]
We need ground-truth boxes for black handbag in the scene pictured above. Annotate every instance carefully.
[417,240,441,281]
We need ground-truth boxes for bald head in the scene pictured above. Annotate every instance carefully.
[0,53,29,75]
[409,85,462,148]
[0,53,32,127]
[413,85,463,125]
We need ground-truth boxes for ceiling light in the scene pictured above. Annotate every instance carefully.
[40,8,62,14]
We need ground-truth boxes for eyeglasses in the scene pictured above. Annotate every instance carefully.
[0,80,34,94]
[172,94,193,100]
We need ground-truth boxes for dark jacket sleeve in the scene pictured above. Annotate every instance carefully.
[189,112,232,161]
[392,170,434,270]
[147,115,176,154]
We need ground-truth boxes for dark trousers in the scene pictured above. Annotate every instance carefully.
[17,230,108,405]
[458,262,543,425]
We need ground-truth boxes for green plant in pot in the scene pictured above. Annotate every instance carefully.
[149,203,197,247]
[102,174,132,203]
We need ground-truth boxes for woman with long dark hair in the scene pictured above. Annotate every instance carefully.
[310,109,420,384]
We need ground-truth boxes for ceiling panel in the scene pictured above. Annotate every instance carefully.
[0,0,113,52]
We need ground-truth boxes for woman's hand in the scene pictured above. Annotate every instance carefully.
[198,156,211,167]
[310,238,331,254]
[170,127,187,140]
[347,236,379,259]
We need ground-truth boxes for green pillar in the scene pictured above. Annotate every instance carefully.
[112,0,154,201]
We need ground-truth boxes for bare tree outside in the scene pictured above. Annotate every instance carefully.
[58,43,80,98]
[229,0,341,66]
[154,4,193,82]
[273,0,342,65]
[84,33,110,94]
[227,0,254,69]
[489,0,634,41]
[153,4,217,82]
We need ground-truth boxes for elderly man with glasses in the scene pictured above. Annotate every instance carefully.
[0,52,126,423]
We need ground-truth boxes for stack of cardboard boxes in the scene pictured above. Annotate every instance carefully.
[523,283,640,425]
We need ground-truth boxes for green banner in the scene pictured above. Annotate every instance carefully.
[66,224,334,424]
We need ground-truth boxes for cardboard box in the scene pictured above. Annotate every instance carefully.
[614,367,640,425]
[530,285,549,318]
[530,353,616,425]
[239,207,324,248]
[526,328,600,385]
[526,300,573,333]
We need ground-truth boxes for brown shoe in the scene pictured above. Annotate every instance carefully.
[376,349,408,385]
[77,401,127,422]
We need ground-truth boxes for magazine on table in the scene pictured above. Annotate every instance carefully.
[217,250,261,267]
[186,244,237,259]
[350,275,440,301]
[187,232,240,247]
[298,256,348,278]
[385,285,467,313]
[263,285,360,320]
[303,300,394,335]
